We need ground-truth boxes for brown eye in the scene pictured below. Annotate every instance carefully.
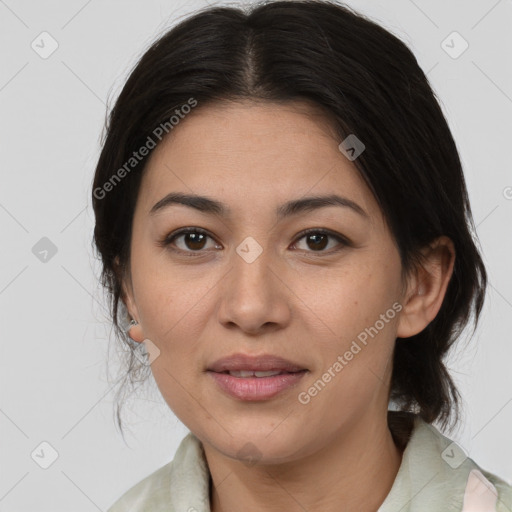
[159,227,349,256]
[304,233,328,251]
[160,227,220,254]
[179,232,207,250]
[293,229,349,253]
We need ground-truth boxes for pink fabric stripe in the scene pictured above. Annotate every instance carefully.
[462,469,498,511]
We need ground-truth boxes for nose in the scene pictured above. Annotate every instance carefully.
[216,241,292,335]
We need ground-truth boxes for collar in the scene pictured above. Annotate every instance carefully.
[108,412,512,511]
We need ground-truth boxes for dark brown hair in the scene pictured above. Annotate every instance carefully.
[91,0,487,436]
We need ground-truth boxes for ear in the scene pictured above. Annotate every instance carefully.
[115,256,145,343]
[396,236,455,338]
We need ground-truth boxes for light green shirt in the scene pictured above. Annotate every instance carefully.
[107,414,512,511]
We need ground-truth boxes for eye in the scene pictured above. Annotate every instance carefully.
[159,227,220,255]
[291,228,350,253]
[159,227,350,256]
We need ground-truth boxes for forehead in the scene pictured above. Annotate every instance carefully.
[152,99,341,159]
[136,100,379,224]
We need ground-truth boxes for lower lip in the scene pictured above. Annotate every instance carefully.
[207,370,307,401]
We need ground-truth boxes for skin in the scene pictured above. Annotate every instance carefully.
[121,99,455,512]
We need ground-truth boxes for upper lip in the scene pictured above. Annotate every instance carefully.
[207,354,307,373]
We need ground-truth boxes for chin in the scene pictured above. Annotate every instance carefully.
[204,426,309,466]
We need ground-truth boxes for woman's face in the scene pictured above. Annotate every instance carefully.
[123,100,413,463]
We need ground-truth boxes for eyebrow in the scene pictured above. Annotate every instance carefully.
[149,192,369,220]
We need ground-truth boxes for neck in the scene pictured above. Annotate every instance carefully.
[206,412,409,512]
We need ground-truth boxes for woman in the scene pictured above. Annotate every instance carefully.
[91,1,512,510]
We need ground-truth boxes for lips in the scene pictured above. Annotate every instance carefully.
[207,353,306,374]
[206,354,308,400]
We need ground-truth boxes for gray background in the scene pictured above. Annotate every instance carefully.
[0,0,511,510]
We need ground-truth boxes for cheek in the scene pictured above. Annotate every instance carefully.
[131,249,216,340]
[150,361,202,434]
[297,263,400,399]
[297,262,399,338]
[301,320,397,425]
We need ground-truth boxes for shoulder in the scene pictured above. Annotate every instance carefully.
[106,432,211,512]
[420,421,512,511]
[382,412,512,511]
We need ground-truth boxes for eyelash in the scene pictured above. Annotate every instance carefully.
[158,227,350,257]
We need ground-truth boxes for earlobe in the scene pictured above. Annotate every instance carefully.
[126,319,145,343]
[122,293,145,343]
[115,256,145,343]
[396,236,455,339]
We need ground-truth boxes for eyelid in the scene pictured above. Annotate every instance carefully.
[293,227,351,247]
[157,226,218,251]
[159,226,351,254]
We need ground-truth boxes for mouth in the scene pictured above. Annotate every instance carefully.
[215,369,306,378]
[207,353,307,374]
[207,370,307,401]
[206,353,308,401]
